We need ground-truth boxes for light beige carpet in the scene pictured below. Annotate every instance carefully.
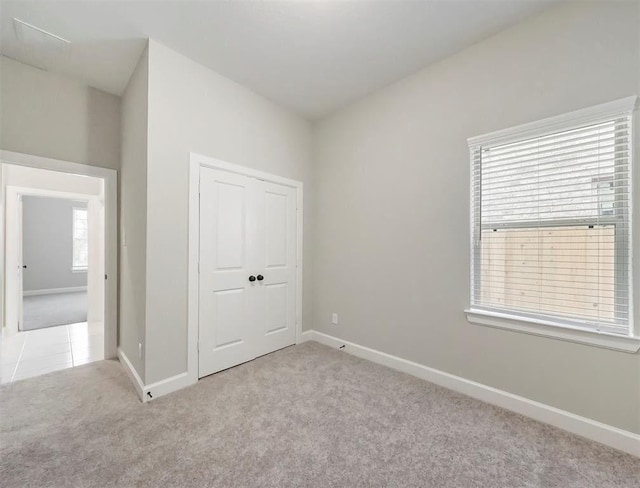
[1,342,638,487]
[22,291,88,330]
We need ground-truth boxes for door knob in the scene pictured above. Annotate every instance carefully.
[249,275,256,282]
[257,275,264,281]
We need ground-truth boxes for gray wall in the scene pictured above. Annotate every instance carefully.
[119,46,149,382]
[145,40,313,384]
[22,196,88,292]
[312,1,640,433]
[0,56,121,170]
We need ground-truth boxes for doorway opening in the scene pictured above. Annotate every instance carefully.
[1,152,117,384]
[22,196,90,332]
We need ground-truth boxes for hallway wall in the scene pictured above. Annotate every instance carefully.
[22,196,88,293]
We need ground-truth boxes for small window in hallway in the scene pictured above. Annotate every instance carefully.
[72,207,88,271]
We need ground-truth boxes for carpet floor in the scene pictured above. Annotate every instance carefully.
[22,291,88,331]
[0,342,638,487]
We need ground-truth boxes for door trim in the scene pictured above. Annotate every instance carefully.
[0,150,118,359]
[187,153,304,385]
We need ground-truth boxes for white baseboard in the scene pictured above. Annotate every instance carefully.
[117,347,196,403]
[117,348,144,402]
[144,372,196,402]
[300,330,640,457]
[23,286,87,297]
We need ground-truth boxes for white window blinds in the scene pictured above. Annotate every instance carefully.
[470,101,634,336]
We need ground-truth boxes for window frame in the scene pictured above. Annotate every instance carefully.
[72,206,89,272]
[466,96,640,353]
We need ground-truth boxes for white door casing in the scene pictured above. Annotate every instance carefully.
[4,189,21,334]
[197,162,300,378]
[0,152,118,360]
[17,195,24,331]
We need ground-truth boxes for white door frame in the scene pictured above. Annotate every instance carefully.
[0,150,118,359]
[187,152,303,385]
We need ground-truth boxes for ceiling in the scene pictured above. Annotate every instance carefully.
[0,1,559,119]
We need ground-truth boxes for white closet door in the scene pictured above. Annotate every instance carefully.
[199,167,257,377]
[253,181,297,358]
[198,167,298,378]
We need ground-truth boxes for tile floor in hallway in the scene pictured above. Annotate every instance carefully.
[1,322,104,384]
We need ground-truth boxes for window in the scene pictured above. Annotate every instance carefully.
[72,207,88,271]
[468,98,637,344]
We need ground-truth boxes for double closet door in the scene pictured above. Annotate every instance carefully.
[198,166,298,378]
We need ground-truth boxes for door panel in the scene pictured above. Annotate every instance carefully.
[211,288,246,347]
[264,191,288,267]
[199,168,256,377]
[198,167,298,377]
[254,181,297,357]
[264,283,288,335]
[215,182,246,269]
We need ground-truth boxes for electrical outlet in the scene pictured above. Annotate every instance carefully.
[332,313,338,325]
[138,342,143,359]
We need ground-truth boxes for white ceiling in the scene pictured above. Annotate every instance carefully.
[0,1,559,119]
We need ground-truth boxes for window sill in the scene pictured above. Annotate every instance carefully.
[72,268,88,273]
[465,308,640,353]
